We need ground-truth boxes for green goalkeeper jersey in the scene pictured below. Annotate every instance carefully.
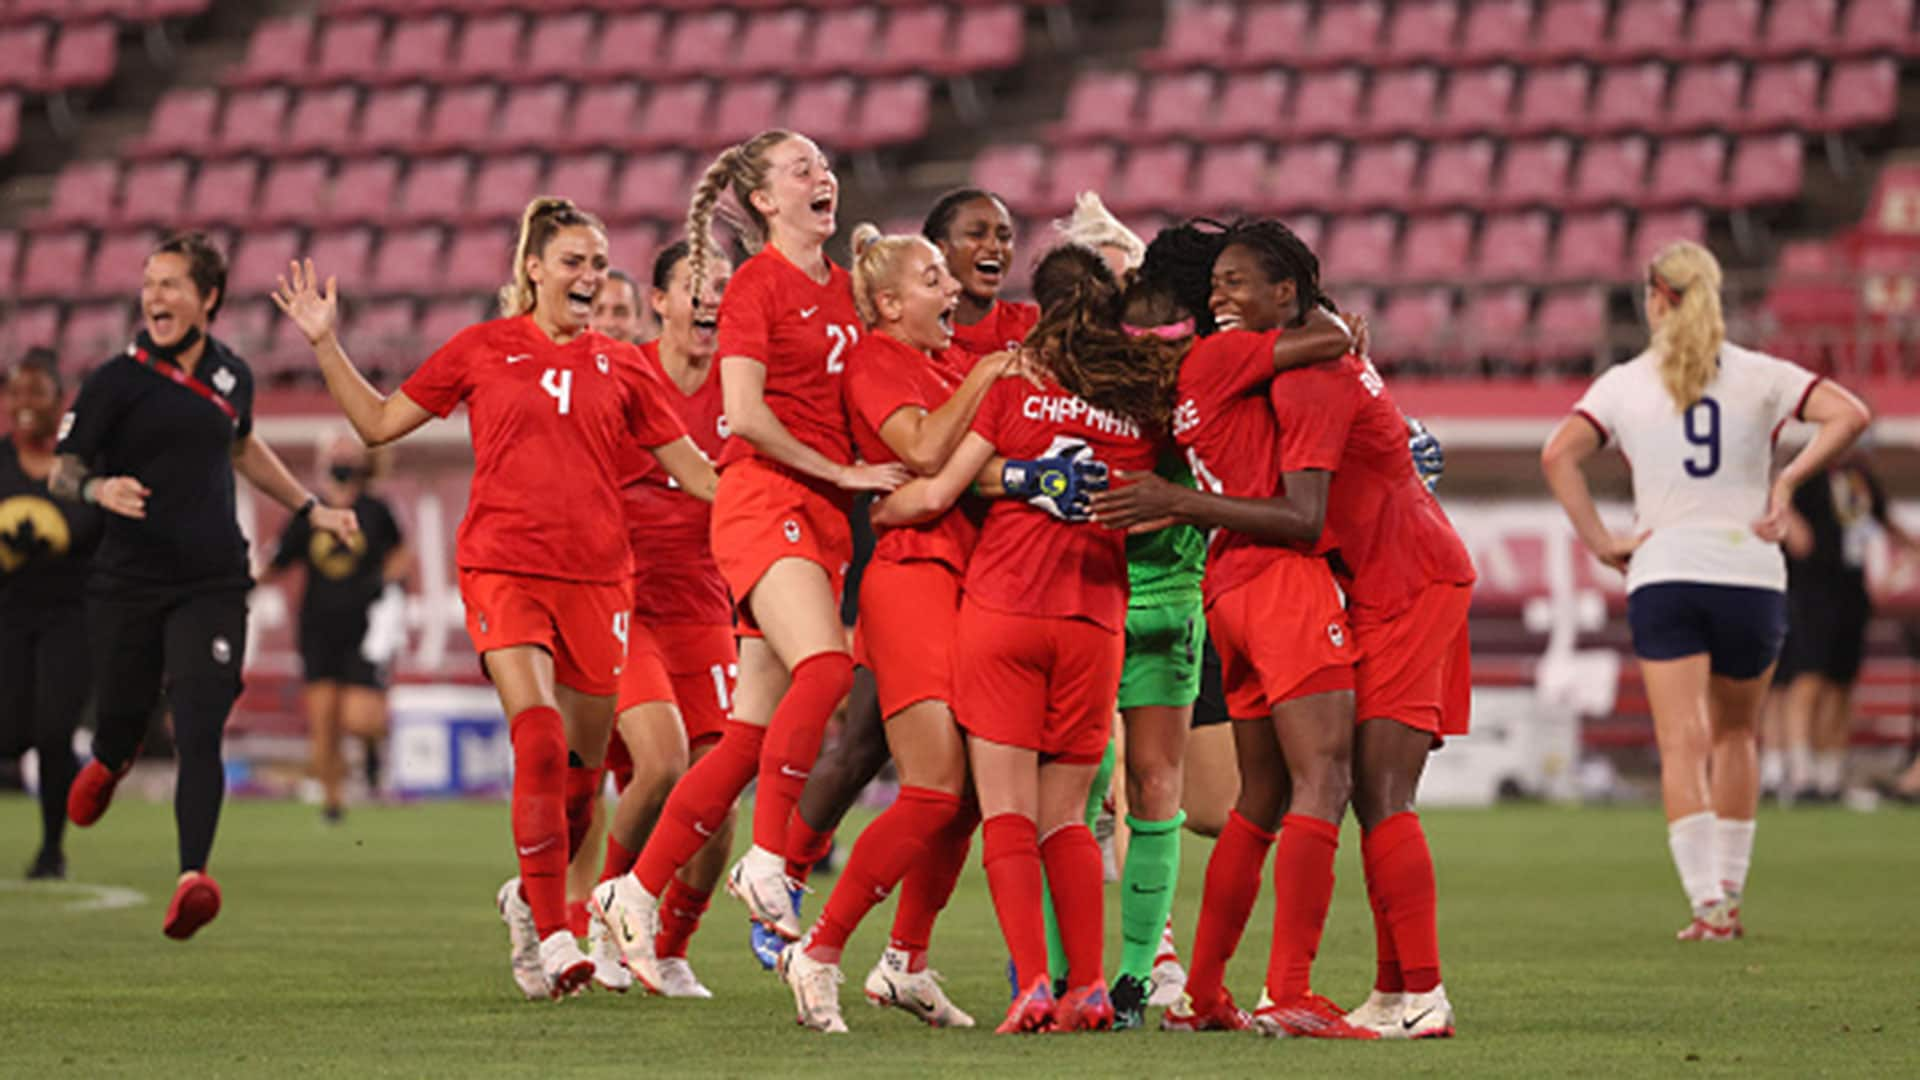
[1125,449,1207,603]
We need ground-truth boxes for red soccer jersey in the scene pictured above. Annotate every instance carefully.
[1270,354,1476,619]
[1172,330,1331,607]
[714,246,860,469]
[843,331,980,572]
[946,299,1039,371]
[401,316,687,584]
[622,340,732,625]
[964,375,1159,632]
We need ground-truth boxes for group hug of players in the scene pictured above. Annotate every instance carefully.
[263,126,1478,1039]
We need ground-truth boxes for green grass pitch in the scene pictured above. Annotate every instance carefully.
[3,798,1916,1078]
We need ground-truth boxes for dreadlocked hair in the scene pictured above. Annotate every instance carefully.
[499,197,605,318]
[1219,219,1327,328]
[1026,243,1183,435]
[685,129,795,319]
[1140,219,1231,335]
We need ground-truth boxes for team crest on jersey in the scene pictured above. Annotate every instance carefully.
[210,367,236,395]
[596,353,610,374]
[211,636,232,664]
[716,415,731,439]
[1328,623,1346,648]
[783,519,802,544]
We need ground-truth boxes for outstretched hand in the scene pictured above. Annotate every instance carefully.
[271,259,340,346]
[1090,470,1188,531]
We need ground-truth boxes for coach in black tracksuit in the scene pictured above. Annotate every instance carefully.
[51,232,359,940]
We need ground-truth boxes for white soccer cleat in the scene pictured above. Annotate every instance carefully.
[655,957,714,1000]
[496,877,550,1001]
[586,912,634,993]
[539,930,595,1000]
[1396,985,1455,1039]
[779,945,849,1033]
[727,846,802,941]
[1676,896,1739,942]
[1344,989,1410,1039]
[864,947,976,1028]
[590,875,663,993]
[1148,918,1188,1007]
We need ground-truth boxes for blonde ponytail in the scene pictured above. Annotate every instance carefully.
[848,223,935,328]
[1647,240,1726,411]
[498,195,605,318]
[686,129,797,308]
[1053,191,1145,273]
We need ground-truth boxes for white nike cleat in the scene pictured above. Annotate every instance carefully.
[863,947,975,1028]
[1396,984,1455,1039]
[589,875,663,993]
[727,845,802,940]
[1148,918,1188,1007]
[779,945,849,1033]
[1344,989,1409,1039]
[655,957,714,999]
[539,931,595,999]
[496,877,550,1001]
[586,911,634,993]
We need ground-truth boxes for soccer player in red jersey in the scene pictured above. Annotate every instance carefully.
[923,188,1038,369]
[576,241,739,998]
[872,245,1167,1034]
[274,197,719,1001]
[779,224,1018,1032]
[592,131,907,987]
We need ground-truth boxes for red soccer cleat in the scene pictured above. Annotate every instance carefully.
[1160,990,1252,1032]
[162,872,222,940]
[67,757,132,827]
[996,978,1055,1034]
[1051,981,1115,1033]
[1250,992,1382,1039]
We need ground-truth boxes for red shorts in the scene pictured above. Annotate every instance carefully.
[1352,582,1473,743]
[1206,554,1356,721]
[709,458,851,635]
[953,602,1121,765]
[458,569,628,696]
[855,560,962,719]
[617,620,737,749]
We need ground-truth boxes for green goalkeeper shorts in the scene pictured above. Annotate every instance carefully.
[1118,591,1205,711]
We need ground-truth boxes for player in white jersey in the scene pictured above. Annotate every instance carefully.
[1541,241,1869,941]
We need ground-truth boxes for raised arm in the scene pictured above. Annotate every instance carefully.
[722,356,906,492]
[1272,307,1358,372]
[273,259,435,448]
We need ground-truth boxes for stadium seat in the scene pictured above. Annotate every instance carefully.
[323,157,400,227]
[1513,64,1591,135]
[441,230,511,294]
[423,84,497,153]
[0,24,50,92]
[784,78,858,148]
[231,16,312,88]
[1821,58,1898,130]
[524,13,595,81]
[545,154,615,216]
[1589,62,1668,134]
[800,7,879,79]
[1761,0,1838,56]
[1200,71,1288,141]
[0,93,16,158]
[736,9,812,76]
[1459,285,1534,357]
[87,230,162,300]
[586,12,665,79]
[970,143,1047,212]
[305,229,374,290]
[613,154,691,224]
[1645,136,1728,207]
[1041,144,1120,215]
[347,300,419,360]
[1633,207,1708,266]
[1725,134,1805,205]
[118,160,189,227]
[136,88,219,157]
[1533,287,1606,359]
[1265,141,1345,213]
[1665,62,1746,133]
[1189,143,1270,216]
[1139,71,1216,141]
[1553,210,1630,280]
[45,21,116,91]
[38,160,119,228]
[257,160,328,225]
[1343,140,1423,213]
[605,224,660,284]
[939,4,1025,76]
[709,80,785,148]
[62,303,130,362]
[454,13,523,82]
[636,82,713,152]
[1375,287,1457,362]
[220,88,290,154]
[491,83,568,152]
[1363,68,1440,138]
[874,6,951,78]
[7,306,61,354]
[663,11,737,78]
[1687,0,1764,58]
[316,16,384,84]
[1835,0,1912,55]
[396,157,471,225]
[285,86,358,154]
[1146,1,1237,70]
[1399,215,1475,282]
[1742,60,1821,131]
[357,86,430,152]
[566,84,639,153]
[1235,2,1313,69]
[1606,0,1689,61]
[1056,71,1140,143]
[19,232,89,299]
[1459,0,1535,63]
[1421,139,1497,210]
[371,227,444,294]
[382,16,454,85]
[1384,0,1462,64]
[1570,136,1651,207]
[419,297,489,349]
[1311,2,1388,68]
[0,231,16,299]
[1531,0,1608,61]
[1435,66,1516,136]
[1322,214,1398,283]
[1476,211,1554,279]
[1109,143,1192,214]
[1289,69,1365,138]
[186,159,259,228]
[468,155,542,226]
[847,78,930,149]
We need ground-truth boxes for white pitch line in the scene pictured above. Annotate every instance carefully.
[0,880,147,911]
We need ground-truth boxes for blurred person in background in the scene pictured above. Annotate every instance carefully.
[262,432,409,823]
[1,348,103,880]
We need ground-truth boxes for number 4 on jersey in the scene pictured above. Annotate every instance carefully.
[541,368,573,415]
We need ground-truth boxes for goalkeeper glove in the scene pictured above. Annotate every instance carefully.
[1002,442,1110,522]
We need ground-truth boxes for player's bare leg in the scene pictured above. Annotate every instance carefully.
[1643,654,1737,940]
[339,685,389,798]
[303,681,345,820]
[1705,667,1772,939]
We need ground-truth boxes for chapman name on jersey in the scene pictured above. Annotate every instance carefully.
[1019,392,1143,439]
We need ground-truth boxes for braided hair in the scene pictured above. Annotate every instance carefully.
[1025,244,1183,434]
[1218,219,1330,328]
[684,129,795,317]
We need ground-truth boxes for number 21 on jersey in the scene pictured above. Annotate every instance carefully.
[825,324,858,374]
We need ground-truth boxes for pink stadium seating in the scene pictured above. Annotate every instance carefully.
[231,17,312,88]
[1109,144,1192,214]
[420,298,489,348]
[613,154,691,223]
[0,93,16,158]
[1821,58,1899,130]
[358,86,430,152]
[0,231,17,299]
[525,13,594,81]
[220,88,289,153]
[1435,67,1516,135]
[1142,72,1216,141]
[605,224,660,283]
[454,13,523,82]
[1553,210,1631,280]
[1687,0,1764,59]
[800,8,879,79]
[1459,0,1534,63]
[442,230,511,294]
[1322,215,1398,283]
[1477,212,1554,279]
[1534,288,1607,359]
[1589,62,1668,134]
[1606,0,1688,61]
[1344,140,1422,213]
[118,160,189,227]
[1645,136,1728,207]
[383,16,453,85]
[1460,286,1533,356]
[1311,2,1387,68]
[1762,0,1838,56]
[785,78,858,148]
[372,227,445,293]
[1633,208,1708,265]
[875,6,951,78]
[585,13,664,79]
[322,157,400,228]
[306,229,373,290]
[316,17,383,84]
[137,88,219,156]
[19,232,89,299]
[347,299,418,355]
[566,84,639,153]
[1376,288,1456,361]
[395,157,471,225]
[468,155,542,225]
[1236,2,1313,69]
[1532,0,1608,62]
[1725,134,1806,204]
[187,159,259,227]
[286,86,358,154]
[545,155,615,216]
[1836,0,1912,55]
[940,4,1024,76]
[1399,215,1475,282]
[1421,139,1497,210]
[1364,69,1440,138]
[1289,69,1364,138]
[258,160,328,225]
[1190,143,1270,215]
[1742,60,1821,130]
[492,84,569,152]
[1203,71,1288,140]
[423,84,497,153]
[736,10,811,77]
[971,143,1046,211]
[0,24,51,91]
[1384,0,1462,64]
[1570,136,1651,207]
[711,80,785,148]
[1057,71,1140,143]
[1147,1,1237,70]
[664,11,737,79]
[8,306,61,354]
[1265,141,1344,213]
[1514,64,1591,135]
[636,82,713,152]
[39,160,118,228]
[86,231,158,299]
[848,77,930,149]
[1042,144,1119,215]
[46,22,116,91]
[1665,62,1745,133]
[63,304,130,362]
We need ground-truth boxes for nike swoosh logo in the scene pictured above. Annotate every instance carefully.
[799,306,819,319]
[516,838,557,857]
[1128,884,1168,895]
[693,821,713,837]
[779,764,809,779]
[1402,1007,1435,1031]
[506,354,532,364]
